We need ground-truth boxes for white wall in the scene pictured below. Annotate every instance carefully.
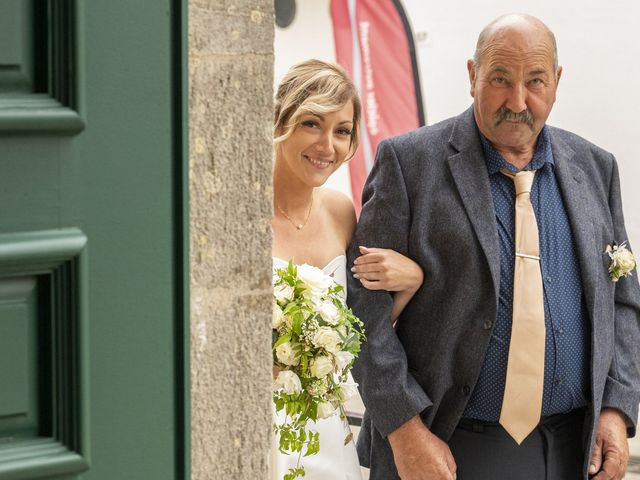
[275,1,640,247]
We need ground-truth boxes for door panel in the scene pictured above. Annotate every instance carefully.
[0,0,34,93]
[0,277,38,439]
[0,1,186,479]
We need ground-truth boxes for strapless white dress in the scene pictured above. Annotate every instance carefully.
[271,255,362,480]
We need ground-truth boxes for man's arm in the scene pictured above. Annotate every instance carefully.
[590,156,640,479]
[348,139,457,478]
[348,138,432,436]
[601,156,640,430]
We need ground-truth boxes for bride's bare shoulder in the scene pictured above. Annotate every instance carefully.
[318,188,356,233]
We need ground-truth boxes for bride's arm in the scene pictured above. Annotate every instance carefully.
[351,246,423,323]
[322,189,423,322]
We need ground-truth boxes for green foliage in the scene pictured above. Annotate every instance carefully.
[284,467,306,480]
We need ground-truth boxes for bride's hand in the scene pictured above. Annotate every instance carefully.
[352,246,424,293]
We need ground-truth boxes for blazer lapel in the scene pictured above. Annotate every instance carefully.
[446,108,501,303]
[550,132,598,319]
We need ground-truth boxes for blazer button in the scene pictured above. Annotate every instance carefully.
[462,385,471,396]
[483,319,493,330]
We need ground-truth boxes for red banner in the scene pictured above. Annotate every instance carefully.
[330,0,425,213]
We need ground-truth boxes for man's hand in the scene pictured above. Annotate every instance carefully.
[589,408,629,479]
[388,416,457,480]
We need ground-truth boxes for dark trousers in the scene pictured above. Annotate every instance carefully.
[448,409,586,480]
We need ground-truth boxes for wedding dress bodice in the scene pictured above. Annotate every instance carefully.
[272,255,347,297]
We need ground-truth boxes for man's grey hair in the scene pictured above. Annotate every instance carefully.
[471,14,559,76]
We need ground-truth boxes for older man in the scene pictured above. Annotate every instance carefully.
[348,13,640,480]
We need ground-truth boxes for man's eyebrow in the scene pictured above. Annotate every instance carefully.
[489,65,510,74]
[528,68,550,76]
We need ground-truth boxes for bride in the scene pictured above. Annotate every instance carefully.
[271,59,423,479]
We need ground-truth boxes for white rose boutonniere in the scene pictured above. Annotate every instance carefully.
[271,260,365,480]
[605,241,637,282]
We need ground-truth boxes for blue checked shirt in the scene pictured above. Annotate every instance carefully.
[463,126,590,421]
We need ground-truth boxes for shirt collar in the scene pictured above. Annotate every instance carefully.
[479,125,554,175]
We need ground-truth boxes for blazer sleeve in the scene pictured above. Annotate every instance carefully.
[601,155,640,436]
[347,138,432,438]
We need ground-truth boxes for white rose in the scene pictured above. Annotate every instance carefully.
[272,304,285,329]
[274,283,294,303]
[315,300,340,325]
[335,351,355,371]
[317,401,335,419]
[339,381,359,401]
[274,370,303,395]
[297,264,333,296]
[616,248,637,272]
[275,342,299,366]
[312,327,342,354]
[310,355,334,378]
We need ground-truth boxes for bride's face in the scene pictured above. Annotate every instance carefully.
[277,102,354,188]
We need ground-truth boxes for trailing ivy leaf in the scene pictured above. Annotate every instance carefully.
[273,396,285,411]
[284,466,305,480]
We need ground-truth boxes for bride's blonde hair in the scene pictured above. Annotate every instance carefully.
[274,59,362,161]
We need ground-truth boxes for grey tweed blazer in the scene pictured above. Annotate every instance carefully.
[347,107,640,479]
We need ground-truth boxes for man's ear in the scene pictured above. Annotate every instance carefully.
[555,65,563,85]
[467,59,477,98]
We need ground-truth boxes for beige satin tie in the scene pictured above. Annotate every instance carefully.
[499,169,546,445]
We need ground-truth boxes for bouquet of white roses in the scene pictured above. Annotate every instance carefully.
[272,260,365,480]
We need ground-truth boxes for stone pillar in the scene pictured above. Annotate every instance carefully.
[189,1,274,478]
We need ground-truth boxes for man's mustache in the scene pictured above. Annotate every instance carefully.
[494,107,534,127]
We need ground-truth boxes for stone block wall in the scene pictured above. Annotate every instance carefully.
[189,1,274,478]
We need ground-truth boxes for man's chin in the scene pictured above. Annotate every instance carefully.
[491,132,538,150]
[495,122,536,137]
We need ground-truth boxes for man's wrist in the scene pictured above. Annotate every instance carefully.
[601,407,632,430]
[388,415,429,448]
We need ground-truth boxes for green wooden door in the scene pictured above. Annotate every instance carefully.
[0,1,187,479]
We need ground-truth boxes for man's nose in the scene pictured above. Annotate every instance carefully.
[505,83,527,114]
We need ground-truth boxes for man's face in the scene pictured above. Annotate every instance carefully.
[468,27,562,152]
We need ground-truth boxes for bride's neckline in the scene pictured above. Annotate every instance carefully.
[272,254,346,271]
